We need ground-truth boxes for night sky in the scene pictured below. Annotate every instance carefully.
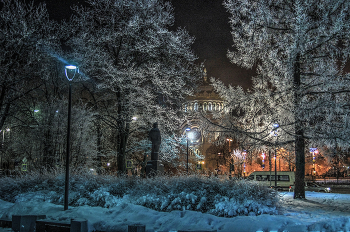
[41,0,254,88]
[170,0,254,88]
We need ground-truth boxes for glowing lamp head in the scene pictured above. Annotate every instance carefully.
[310,148,317,153]
[65,65,79,81]
[187,131,195,140]
[65,65,77,70]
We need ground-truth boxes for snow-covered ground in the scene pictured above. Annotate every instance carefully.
[1,191,350,232]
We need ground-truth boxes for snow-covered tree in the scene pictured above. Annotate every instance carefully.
[0,0,60,131]
[211,0,350,198]
[66,0,199,174]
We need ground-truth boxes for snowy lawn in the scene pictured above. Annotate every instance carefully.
[0,173,350,232]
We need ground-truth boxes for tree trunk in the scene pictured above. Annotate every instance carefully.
[96,119,103,173]
[294,127,305,198]
[43,111,55,169]
[117,131,127,176]
[0,102,10,132]
[116,90,131,176]
[293,53,306,199]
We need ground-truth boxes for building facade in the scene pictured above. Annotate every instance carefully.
[182,68,227,173]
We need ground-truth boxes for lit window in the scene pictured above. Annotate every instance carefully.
[194,102,198,111]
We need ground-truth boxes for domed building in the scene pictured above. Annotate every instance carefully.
[184,68,224,113]
[182,68,227,173]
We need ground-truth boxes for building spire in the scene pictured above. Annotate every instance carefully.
[203,68,207,83]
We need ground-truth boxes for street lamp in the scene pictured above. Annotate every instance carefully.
[217,153,223,175]
[226,139,234,174]
[64,64,78,211]
[310,148,318,180]
[226,138,233,153]
[272,123,279,188]
[261,153,265,169]
[185,128,194,173]
[242,150,247,177]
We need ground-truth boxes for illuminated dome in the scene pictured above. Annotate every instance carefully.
[184,68,224,113]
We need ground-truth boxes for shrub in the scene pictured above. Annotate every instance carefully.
[0,172,279,217]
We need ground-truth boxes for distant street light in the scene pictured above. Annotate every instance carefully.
[230,152,235,175]
[226,138,233,153]
[261,153,266,169]
[272,123,279,188]
[226,138,233,174]
[186,128,194,173]
[310,148,318,180]
[64,65,78,211]
[242,150,247,177]
[217,153,223,174]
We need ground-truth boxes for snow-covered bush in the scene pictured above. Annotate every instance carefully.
[0,171,64,202]
[127,175,279,216]
[0,172,279,217]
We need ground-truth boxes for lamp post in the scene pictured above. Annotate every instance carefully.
[272,123,279,188]
[217,152,223,175]
[217,153,220,173]
[227,139,234,174]
[64,65,78,211]
[230,151,235,175]
[226,138,233,153]
[261,153,265,170]
[185,128,194,173]
[274,152,277,187]
[310,148,318,181]
[269,150,272,187]
[242,150,247,177]
[186,128,190,173]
